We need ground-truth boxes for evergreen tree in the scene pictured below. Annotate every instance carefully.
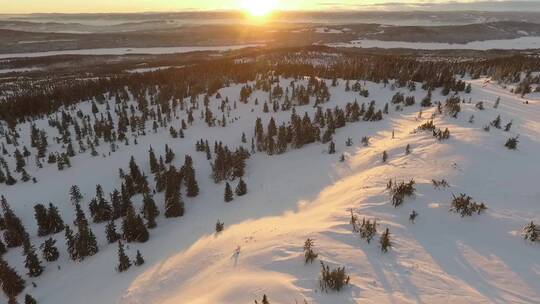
[116,241,131,272]
[382,151,388,163]
[73,203,99,260]
[380,228,392,253]
[69,185,83,204]
[328,141,336,154]
[24,294,37,304]
[164,167,184,218]
[183,156,199,197]
[0,257,25,298]
[1,196,27,248]
[134,250,145,266]
[64,225,77,261]
[106,220,120,244]
[33,204,49,237]
[24,243,43,277]
[0,239,6,255]
[122,207,149,243]
[224,182,233,202]
[235,178,247,196]
[40,237,59,262]
[47,203,64,234]
[141,194,159,229]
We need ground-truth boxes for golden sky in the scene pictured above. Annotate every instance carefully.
[1,0,478,14]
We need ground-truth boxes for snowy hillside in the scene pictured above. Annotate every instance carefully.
[0,67,539,304]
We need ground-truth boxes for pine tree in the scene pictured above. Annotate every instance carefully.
[24,243,43,277]
[0,257,25,298]
[69,185,83,204]
[73,203,99,260]
[47,203,64,234]
[164,167,184,217]
[0,239,6,255]
[235,178,247,196]
[328,141,336,154]
[24,294,37,304]
[106,220,120,244]
[64,225,77,261]
[40,237,59,262]
[382,151,388,163]
[1,196,27,248]
[224,182,233,202]
[34,204,50,237]
[134,250,145,266]
[122,207,149,243]
[116,241,131,272]
[141,194,159,229]
[148,146,158,173]
[380,228,391,253]
[183,156,199,197]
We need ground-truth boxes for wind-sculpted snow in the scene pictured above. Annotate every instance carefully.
[1,76,539,303]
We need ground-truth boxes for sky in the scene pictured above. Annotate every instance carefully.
[2,0,540,14]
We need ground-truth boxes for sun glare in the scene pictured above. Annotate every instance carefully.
[241,0,278,18]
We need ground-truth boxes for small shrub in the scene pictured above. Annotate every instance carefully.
[522,222,539,242]
[505,136,519,150]
[319,262,350,292]
[450,193,487,217]
[390,179,416,207]
[215,220,224,233]
[432,179,449,189]
[303,238,318,264]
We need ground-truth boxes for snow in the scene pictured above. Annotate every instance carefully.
[1,75,540,303]
[125,66,184,73]
[0,44,263,59]
[315,27,344,34]
[328,36,540,50]
[0,67,43,74]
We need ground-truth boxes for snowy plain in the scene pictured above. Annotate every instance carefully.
[1,74,539,304]
[328,36,540,50]
[0,44,263,59]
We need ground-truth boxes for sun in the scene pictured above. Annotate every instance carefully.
[241,0,278,18]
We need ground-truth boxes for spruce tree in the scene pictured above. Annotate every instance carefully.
[116,241,131,273]
[0,239,6,255]
[164,170,184,218]
[40,237,59,262]
[380,228,392,253]
[328,141,336,154]
[24,294,37,304]
[64,225,77,260]
[69,185,83,204]
[141,194,159,229]
[33,204,49,237]
[134,250,145,266]
[1,196,27,248]
[47,203,64,234]
[183,156,199,198]
[106,220,120,244]
[0,257,25,298]
[235,178,247,196]
[122,207,149,243]
[73,204,99,260]
[24,243,43,277]
[224,182,233,202]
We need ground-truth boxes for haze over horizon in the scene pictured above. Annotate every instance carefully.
[3,0,540,14]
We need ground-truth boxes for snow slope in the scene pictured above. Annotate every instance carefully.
[1,76,539,303]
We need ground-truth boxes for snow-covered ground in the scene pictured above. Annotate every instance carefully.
[328,36,540,50]
[0,44,263,59]
[1,75,539,303]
